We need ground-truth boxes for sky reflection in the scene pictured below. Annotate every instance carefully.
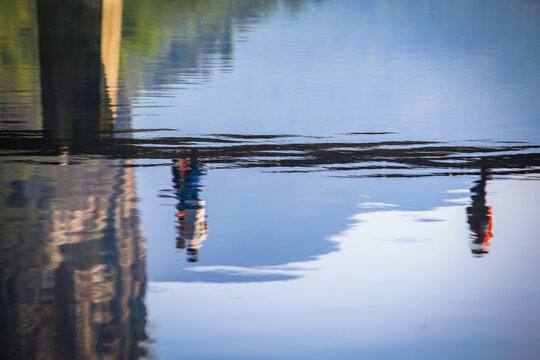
[146,179,540,359]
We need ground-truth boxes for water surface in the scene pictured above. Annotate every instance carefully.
[1,0,539,359]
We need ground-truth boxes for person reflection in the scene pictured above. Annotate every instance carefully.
[466,168,493,257]
[172,151,208,262]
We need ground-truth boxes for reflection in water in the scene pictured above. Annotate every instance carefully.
[0,0,42,131]
[101,0,123,116]
[0,0,540,358]
[37,0,126,139]
[467,168,493,257]
[0,161,148,359]
[1,0,148,358]
[172,153,208,262]
[120,0,313,92]
[37,0,110,139]
[2,132,538,178]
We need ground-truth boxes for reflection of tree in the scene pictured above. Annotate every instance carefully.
[0,0,42,131]
[467,168,493,257]
[120,0,312,92]
[172,152,208,262]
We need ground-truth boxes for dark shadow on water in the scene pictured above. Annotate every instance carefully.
[1,130,539,178]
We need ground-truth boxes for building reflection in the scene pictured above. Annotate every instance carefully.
[467,168,493,257]
[0,161,148,359]
[0,0,148,358]
[172,152,208,262]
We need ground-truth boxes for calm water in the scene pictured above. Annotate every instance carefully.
[1,0,540,359]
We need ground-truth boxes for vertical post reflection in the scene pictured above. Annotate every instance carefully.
[172,151,208,262]
[37,0,118,139]
[101,0,124,122]
[467,168,494,257]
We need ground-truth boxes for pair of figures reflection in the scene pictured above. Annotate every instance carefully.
[169,159,493,262]
[172,153,208,262]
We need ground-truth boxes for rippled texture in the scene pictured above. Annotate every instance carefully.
[0,0,539,359]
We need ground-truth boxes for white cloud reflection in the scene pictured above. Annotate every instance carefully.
[185,264,310,277]
[357,201,398,209]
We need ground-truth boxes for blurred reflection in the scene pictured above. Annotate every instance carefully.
[0,1,538,357]
[101,0,123,117]
[467,168,493,257]
[37,0,125,139]
[0,0,42,131]
[0,161,148,359]
[0,1,148,358]
[121,0,313,92]
[172,152,208,262]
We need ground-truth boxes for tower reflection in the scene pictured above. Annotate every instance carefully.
[172,152,208,262]
[467,168,493,257]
